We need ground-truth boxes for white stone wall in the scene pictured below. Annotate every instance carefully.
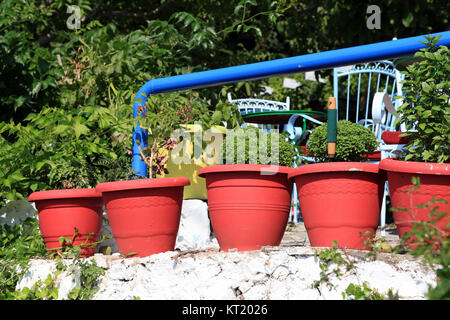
[2,199,439,300]
[16,247,437,300]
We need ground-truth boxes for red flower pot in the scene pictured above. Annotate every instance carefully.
[379,158,450,244]
[381,131,412,145]
[28,188,103,257]
[96,177,190,257]
[289,162,384,250]
[198,164,293,252]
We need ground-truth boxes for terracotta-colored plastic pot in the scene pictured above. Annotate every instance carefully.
[28,188,103,257]
[379,158,450,244]
[289,162,384,250]
[198,164,293,252]
[96,177,190,257]
[381,131,412,145]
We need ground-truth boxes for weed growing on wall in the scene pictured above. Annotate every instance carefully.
[312,244,399,300]
[0,214,47,299]
[0,218,106,300]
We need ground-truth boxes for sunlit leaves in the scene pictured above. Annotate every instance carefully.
[395,35,449,163]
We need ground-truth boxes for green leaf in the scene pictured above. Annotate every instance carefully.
[73,122,89,139]
[222,107,231,121]
[5,191,16,201]
[422,82,432,93]
[35,161,47,171]
[212,110,222,124]
[401,12,414,27]
[109,83,118,96]
[53,125,70,135]
[9,170,26,182]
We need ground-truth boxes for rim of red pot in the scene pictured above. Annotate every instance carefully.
[198,164,292,178]
[28,188,101,202]
[95,177,190,193]
[379,158,450,175]
[288,162,379,180]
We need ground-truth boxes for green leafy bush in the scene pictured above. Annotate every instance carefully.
[221,126,297,167]
[394,35,449,163]
[0,96,134,205]
[0,215,47,299]
[306,120,378,162]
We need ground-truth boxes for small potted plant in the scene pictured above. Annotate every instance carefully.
[157,98,239,200]
[198,126,297,252]
[379,35,450,243]
[96,92,191,258]
[289,115,384,250]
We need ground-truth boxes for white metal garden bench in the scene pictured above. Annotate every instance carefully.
[227,92,290,114]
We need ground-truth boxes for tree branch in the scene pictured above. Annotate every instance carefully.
[98,0,176,19]
[35,0,175,47]
[36,33,55,46]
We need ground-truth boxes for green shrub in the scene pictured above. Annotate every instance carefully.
[394,35,449,163]
[0,95,134,205]
[306,120,378,162]
[221,126,297,167]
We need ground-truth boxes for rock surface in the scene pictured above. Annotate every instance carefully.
[16,246,436,300]
[3,199,439,300]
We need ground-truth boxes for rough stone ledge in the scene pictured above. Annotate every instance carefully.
[14,245,438,300]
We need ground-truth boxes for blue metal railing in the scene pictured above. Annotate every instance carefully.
[132,31,450,176]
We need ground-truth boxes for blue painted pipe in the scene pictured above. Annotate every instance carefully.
[132,31,450,176]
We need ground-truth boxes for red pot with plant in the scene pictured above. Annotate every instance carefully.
[379,36,450,249]
[96,177,190,257]
[28,188,103,257]
[198,127,297,251]
[292,115,384,250]
[379,158,450,242]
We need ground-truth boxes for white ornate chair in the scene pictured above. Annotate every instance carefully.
[227,92,290,115]
[333,60,406,235]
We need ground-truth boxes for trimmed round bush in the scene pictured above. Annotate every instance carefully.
[222,126,297,167]
[306,120,378,162]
